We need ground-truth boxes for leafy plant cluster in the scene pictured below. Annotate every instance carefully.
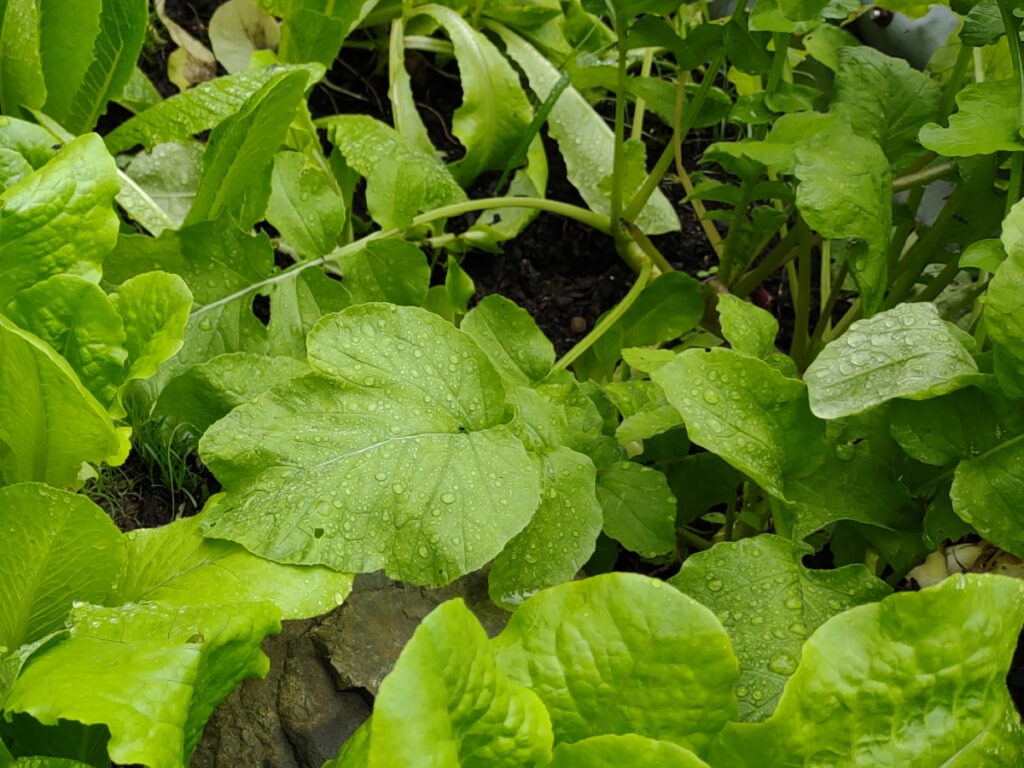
[2,0,1024,765]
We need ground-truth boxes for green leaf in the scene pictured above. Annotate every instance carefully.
[154,352,310,437]
[335,238,431,308]
[493,572,739,753]
[121,142,203,229]
[444,257,475,316]
[4,601,279,768]
[186,68,310,229]
[549,735,710,767]
[8,759,97,768]
[664,452,742,525]
[0,484,122,652]
[805,303,980,419]
[267,150,345,259]
[358,599,553,767]
[491,23,680,235]
[919,79,1024,156]
[708,574,1024,765]
[716,294,796,374]
[889,386,1003,466]
[986,245,1024,395]
[0,0,46,118]
[110,271,192,389]
[829,46,940,174]
[951,437,1024,557]
[793,123,892,315]
[47,0,147,133]
[200,304,540,586]
[104,63,323,154]
[596,460,676,557]
[413,5,533,186]
[671,535,890,723]
[0,134,118,305]
[652,348,825,499]
[114,508,352,620]
[776,449,915,540]
[5,275,127,410]
[276,0,379,68]
[461,295,555,385]
[209,0,280,73]
[323,115,468,230]
[489,447,602,608]
[0,315,127,486]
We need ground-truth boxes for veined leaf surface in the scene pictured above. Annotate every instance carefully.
[200,304,539,586]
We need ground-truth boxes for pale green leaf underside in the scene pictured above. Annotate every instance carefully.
[201,304,540,586]
[5,601,278,768]
[493,573,739,753]
[670,535,890,722]
[708,574,1024,766]
[805,303,979,419]
[116,509,353,620]
[365,599,553,767]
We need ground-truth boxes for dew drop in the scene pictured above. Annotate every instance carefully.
[441,492,456,504]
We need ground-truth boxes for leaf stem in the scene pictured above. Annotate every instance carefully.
[553,253,653,372]
[610,40,629,227]
[891,159,956,193]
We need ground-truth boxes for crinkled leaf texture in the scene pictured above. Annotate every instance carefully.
[200,303,540,586]
[0,484,122,652]
[548,734,710,767]
[920,79,1024,156]
[114,506,353,620]
[670,535,890,722]
[805,303,979,419]
[492,573,739,755]
[708,574,1024,766]
[330,599,552,768]
[4,600,279,768]
[987,220,1024,395]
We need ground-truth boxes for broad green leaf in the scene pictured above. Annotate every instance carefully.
[104,63,323,154]
[9,759,96,768]
[200,304,540,586]
[889,386,1002,466]
[0,0,45,118]
[491,23,680,234]
[708,574,1024,766]
[0,484,122,652]
[121,141,203,229]
[489,447,602,609]
[919,79,1024,156]
[961,0,1003,46]
[604,378,684,442]
[267,150,345,259]
[186,69,309,229]
[413,5,533,186]
[718,293,778,359]
[794,123,891,315]
[360,599,552,767]
[951,437,1024,557]
[276,0,380,67]
[493,573,739,753]
[209,0,280,73]
[596,460,676,557]
[334,238,431,308]
[461,295,555,385]
[114,508,352,620]
[110,271,192,388]
[829,46,940,174]
[47,0,147,134]
[0,315,127,486]
[805,303,979,419]
[323,115,468,230]
[444,257,475,315]
[581,0,684,25]
[549,735,710,767]
[670,535,890,723]
[664,452,742,525]
[776,449,915,540]
[986,245,1024,395]
[0,116,58,177]
[778,0,829,22]
[5,275,127,409]
[154,352,310,437]
[5,601,279,768]
[652,348,825,499]
[0,134,118,305]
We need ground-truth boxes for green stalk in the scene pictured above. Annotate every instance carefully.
[1007,150,1024,214]
[193,196,612,319]
[610,37,630,228]
[790,231,813,370]
[912,255,963,303]
[997,0,1024,129]
[554,254,654,372]
[621,52,725,223]
[937,43,973,125]
[732,220,806,296]
[809,258,850,355]
[892,159,956,193]
[766,33,791,96]
[631,49,655,141]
